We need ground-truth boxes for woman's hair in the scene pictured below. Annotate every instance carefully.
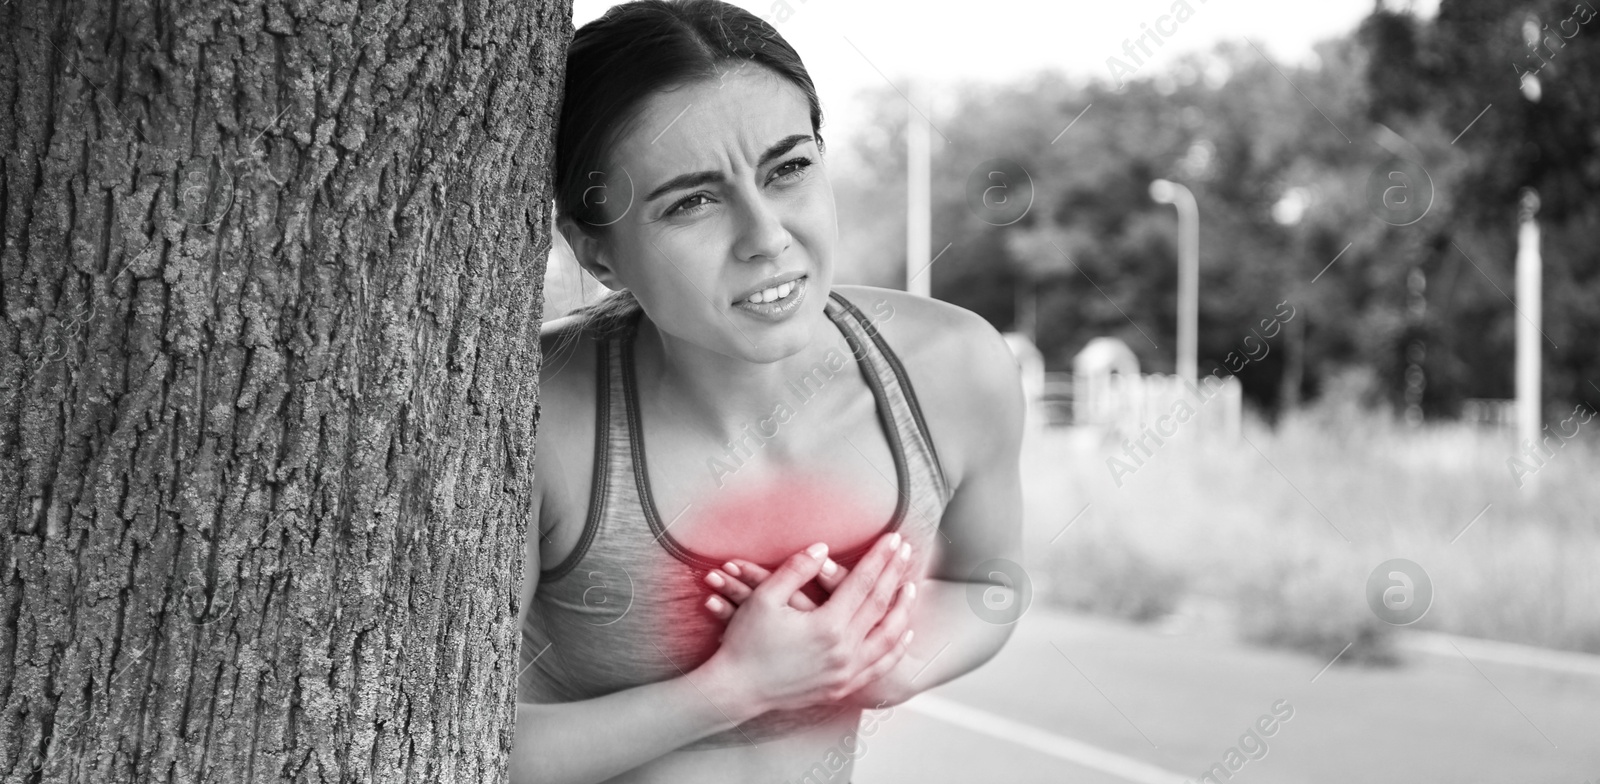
[552,0,826,337]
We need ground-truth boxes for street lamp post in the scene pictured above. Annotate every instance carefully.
[1151,179,1198,387]
[1516,189,1541,471]
[1517,20,1542,490]
[906,77,931,298]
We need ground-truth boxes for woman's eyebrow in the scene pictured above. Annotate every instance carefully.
[644,133,815,203]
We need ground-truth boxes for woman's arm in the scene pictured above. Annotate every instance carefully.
[507,662,764,784]
[702,562,1017,711]
[870,308,1027,705]
[840,574,1016,708]
[509,470,770,784]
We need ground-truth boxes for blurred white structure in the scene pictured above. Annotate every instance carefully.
[1072,337,1241,440]
[1073,337,1140,426]
[1463,398,1516,428]
[1149,179,1199,386]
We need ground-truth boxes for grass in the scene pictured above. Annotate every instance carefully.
[1026,397,1600,664]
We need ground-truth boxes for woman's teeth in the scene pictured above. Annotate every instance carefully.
[745,280,795,304]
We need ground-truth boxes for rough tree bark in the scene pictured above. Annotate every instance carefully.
[1,0,568,781]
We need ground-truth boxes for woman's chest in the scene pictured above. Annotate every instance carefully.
[638,385,907,568]
[537,377,906,574]
[538,302,965,578]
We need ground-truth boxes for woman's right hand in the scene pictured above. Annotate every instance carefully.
[702,532,918,715]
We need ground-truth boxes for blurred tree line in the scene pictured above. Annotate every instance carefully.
[831,0,1599,420]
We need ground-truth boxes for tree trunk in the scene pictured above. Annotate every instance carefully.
[0,0,568,781]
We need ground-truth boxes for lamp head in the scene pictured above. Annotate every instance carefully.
[1150,179,1176,204]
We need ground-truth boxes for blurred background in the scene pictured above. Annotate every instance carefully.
[546,0,1600,780]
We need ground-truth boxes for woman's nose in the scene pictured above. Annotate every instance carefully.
[732,195,792,262]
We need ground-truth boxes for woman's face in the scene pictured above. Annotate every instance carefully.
[565,63,838,363]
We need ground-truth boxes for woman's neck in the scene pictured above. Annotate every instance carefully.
[632,311,855,447]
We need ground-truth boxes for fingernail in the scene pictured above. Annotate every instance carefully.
[806,542,829,559]
[821,558,838,576]
[898,542,911,561]
[705,571,724,588]
[887,532,902,550]
[904,581,917,600]
[903,629,915,645]
[705,596,723,612]
[723,561,741,577]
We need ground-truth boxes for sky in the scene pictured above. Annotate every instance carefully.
[571,0,1442,144]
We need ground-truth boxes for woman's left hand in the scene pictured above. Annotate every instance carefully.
[703,558,915,710]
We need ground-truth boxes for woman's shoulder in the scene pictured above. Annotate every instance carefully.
[538,312,602,404]
[833,284,969,334]
[831,284,1025,486]
[831,284,1013,371]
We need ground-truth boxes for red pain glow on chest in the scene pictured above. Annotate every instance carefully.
[669,473,896,568]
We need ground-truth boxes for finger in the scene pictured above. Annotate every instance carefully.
[721,561,819,611]
[727,559,771,583]
[849,539,914,636]
[821,532,902,620]
[751,543,830,607]
[703,595,734,622]
[816,556,847,594]
[836,628,915,700]
[860,579,917,655]
[703,569,755,605]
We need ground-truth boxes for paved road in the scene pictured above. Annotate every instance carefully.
[854,607,1600,784]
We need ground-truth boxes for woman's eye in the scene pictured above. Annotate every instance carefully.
[772,157,813,182]
[666,158,813,217]
[668,194,713,216]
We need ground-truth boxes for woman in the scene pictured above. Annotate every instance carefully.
[512,2,1025,782]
